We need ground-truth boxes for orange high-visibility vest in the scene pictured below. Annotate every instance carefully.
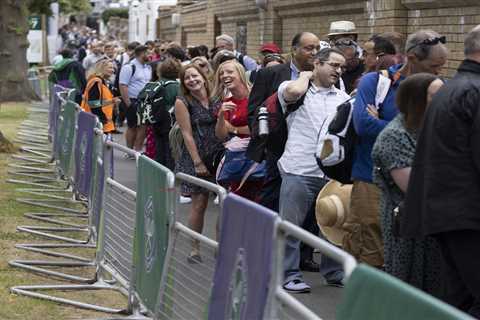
[81,76,115,133]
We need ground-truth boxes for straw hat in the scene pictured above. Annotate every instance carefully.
[315,180,352,246]
[327,21,357,37]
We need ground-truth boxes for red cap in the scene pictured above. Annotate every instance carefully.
[260,42,281,54]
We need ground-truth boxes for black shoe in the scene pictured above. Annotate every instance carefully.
[326,278,345,288]
[300,259,320,272]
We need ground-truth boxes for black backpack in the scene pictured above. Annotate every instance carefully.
[315,70,392,184]
[316,98,356,184]
[137,80,178,125]
[247,91,306,163]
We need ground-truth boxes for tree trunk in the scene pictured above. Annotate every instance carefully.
[0,130,14,153]
[0,0,40,102]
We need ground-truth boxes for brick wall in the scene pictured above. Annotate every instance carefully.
[156,0,480,76]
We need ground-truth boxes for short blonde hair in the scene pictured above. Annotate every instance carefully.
[89,58,113,79]
[211,60,251,101]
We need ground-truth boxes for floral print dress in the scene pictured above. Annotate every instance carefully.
[372,114,443,297]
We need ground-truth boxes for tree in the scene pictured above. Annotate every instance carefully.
[0,0,90,150]
[101,8,129,25]
[0,0,91,103]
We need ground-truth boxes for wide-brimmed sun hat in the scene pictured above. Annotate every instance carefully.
[315,180,352,246]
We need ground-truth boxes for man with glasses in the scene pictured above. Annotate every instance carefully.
[247,31,320,210]
[277,48,350,293]
[247,32,323,273]
[334,38,364,94]
[344,29,448,269]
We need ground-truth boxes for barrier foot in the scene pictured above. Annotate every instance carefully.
[17,225,89,244]
[9,259,96,283]
[10,284,129,314]
[15,199,85,214]
[15,243,95,262]
[24,212,88,228]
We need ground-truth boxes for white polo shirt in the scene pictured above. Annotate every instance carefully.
[277,81,350,177]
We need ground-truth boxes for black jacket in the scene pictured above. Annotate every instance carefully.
[403,59,480,238]
[246,63,292,162]
[247,63,291,125]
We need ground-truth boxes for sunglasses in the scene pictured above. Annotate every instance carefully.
[406,36,446,52]
[334,38,357,47]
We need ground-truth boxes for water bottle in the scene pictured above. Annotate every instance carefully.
[258,106,269,137]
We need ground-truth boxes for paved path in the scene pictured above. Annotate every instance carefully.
[110,132,342,319]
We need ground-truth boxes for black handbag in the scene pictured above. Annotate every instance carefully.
[201,142,225,174]
[392,201,404,237]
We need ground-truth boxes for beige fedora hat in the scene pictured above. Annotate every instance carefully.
[327,21,357,37]
[315,180,352,246]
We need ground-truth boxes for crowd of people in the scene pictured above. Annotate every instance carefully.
[48,20,480,318]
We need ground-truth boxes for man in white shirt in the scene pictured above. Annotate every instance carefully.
[277,48,350,293]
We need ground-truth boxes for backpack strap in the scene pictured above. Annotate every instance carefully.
[284,82,310,117]
[130,63,136,81]
[235,51,246,68]
[375,70,391,108]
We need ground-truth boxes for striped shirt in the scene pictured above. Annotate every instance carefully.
[277,81,350,177]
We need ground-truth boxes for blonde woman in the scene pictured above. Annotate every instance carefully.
[81,58,120,133]
[212,60,263,201]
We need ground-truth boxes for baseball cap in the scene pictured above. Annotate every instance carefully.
[260,42,281,54]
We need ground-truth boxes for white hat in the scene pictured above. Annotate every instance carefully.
[315,181,352,246]
[327,21,357,37]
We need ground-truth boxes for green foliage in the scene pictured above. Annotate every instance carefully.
[102,8,129,24]
[28,0,92,16]
[58,0,92,14]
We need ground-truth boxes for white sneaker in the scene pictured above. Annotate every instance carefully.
[214,195,219,205]
[283,279,311,293]
[179,195,192,204]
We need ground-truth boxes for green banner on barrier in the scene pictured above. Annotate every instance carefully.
[58,100,77,177]
[134,155,175,311]
[88,123,104,237]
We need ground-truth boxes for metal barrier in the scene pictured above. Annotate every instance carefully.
[267,220,357,320]
[155,173,226,319]
[10,178,136,314]
[11,141,145,315]
[9,91,104,280]
[10,136,115,282]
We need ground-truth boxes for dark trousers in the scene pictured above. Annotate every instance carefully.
[259,155,282,212]
[436,229,480,318]
[153,127,174,171]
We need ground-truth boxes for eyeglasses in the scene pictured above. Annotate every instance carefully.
[334,38,357,47]
[264,53,284,61]
[324,61,345,72]
[406,36,446,52]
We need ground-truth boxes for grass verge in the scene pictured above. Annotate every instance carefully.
[0,102,126,320]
